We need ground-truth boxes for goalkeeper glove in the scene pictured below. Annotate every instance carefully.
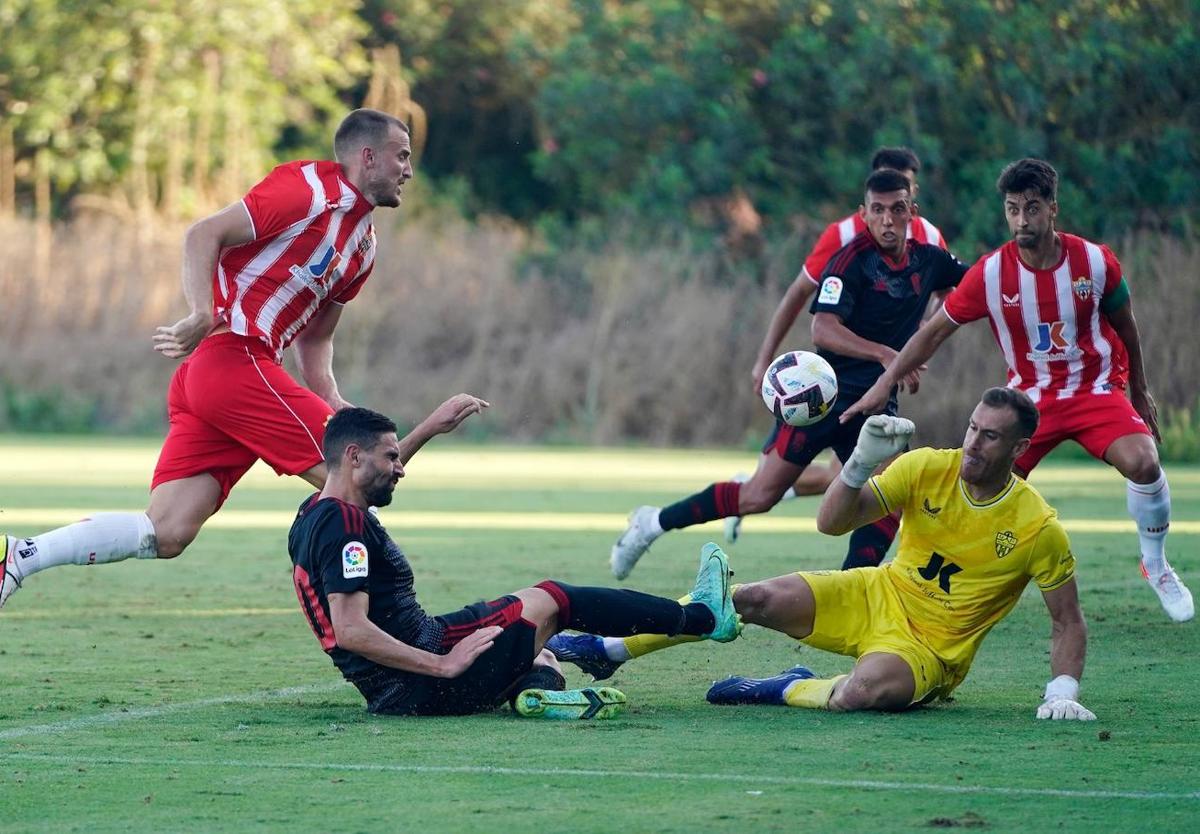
[1035,674,1096,721]
[840,415,916,489]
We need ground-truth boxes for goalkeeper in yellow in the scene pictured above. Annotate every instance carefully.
[550,387,1095,720]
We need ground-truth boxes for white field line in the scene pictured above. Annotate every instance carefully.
[4,508,1200,534]
[3,752,1197,802]
[0,682,346,741]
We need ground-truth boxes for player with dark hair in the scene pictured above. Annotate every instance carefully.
[846,158,1193,622]
[289,407,742,719]
[725,147,950,546]
[1,109,422,608]
[556,389,1097,722]
[609,168,969,595]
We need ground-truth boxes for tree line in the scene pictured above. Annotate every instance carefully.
[2,0,1196,251]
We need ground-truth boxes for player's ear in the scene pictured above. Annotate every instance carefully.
[858,203,867,221]
[1048,200,1058,221]
[361,145,375,169]
[1011,437,1031,462]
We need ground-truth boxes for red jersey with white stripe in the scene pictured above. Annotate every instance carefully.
[803,214,947,283]
[215,160,377,360]
[942,233,1129,403]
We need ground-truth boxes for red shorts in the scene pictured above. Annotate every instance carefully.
[152,332,333,508]
[1016,390,1152,474]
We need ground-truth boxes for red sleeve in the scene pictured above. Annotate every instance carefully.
[803,222,847,283]
[941,258,989,325]
[1099,243,1123,298]
[333,261,374,304]
[241,164,314,241]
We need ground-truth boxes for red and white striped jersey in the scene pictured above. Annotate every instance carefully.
[214,160,377,360]
[803,213,946,283]
[942,233,1129,403]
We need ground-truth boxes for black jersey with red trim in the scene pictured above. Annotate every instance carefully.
[809,232,968,398]
[288,494,433,679]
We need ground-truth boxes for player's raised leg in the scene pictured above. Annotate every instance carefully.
[1105,434,1193,622]
[613,453,801,579]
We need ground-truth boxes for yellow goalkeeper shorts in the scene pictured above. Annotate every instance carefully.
[798,568,959,704]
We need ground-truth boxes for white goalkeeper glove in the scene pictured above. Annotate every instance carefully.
[1035,674,1096,721]
[839,415,916,489]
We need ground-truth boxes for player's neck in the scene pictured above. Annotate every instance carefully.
[963,473,1011,503]
[1017,231,1062,270]
[319,478,369,509]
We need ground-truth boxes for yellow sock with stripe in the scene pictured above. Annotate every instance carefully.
[782,675,847,709]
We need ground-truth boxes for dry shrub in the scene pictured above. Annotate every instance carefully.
[0,215,1195,450]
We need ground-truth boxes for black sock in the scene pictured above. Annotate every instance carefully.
[659,481,742,531]
[842,512,900,569]
[507,666,566,710]
[536,581,715,636]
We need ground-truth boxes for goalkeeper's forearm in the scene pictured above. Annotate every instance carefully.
[1049,612,1087,682]
[816,477,879,535]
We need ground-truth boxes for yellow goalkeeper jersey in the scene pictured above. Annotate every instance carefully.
[868,447,1075,672]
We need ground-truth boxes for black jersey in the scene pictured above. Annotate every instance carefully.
[809,232,968,398]
[288,494,435,680]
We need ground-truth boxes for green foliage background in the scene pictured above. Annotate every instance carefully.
[3,0,1197,245]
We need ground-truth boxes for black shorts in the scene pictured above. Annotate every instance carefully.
[761,391,898,467]
[351,596,538,716]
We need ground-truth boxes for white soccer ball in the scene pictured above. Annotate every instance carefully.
[760,351,838,427]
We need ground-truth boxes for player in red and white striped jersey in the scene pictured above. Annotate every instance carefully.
[846,158,1192,622]
[726,148,949,562]
[0,109,487,610]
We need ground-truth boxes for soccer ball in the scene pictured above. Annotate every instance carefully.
[760,351,838,427]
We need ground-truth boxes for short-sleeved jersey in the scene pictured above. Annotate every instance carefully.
[802,213,947,283]
[941,234,1130,403]
[216,161,378,360]
[288,495,433,680]
[868,447,1075,674]
[810,233,968,397]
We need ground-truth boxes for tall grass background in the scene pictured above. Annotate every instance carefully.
[0,214,1196,458]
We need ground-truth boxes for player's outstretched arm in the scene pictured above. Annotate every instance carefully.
[817,415,914,535]
[839,308,959,424]
[1104,299,1161,442]
[153,202,255,359]
[1036,579,1095,721]
[750,274,819,392]
[396,393,491,465]
[328,590,502,678]
[293,303,352,412]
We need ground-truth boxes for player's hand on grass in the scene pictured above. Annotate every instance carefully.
[437,625,503,678]
[153,310,215,359]
[1036,674,1095,720]
[426,393,490,435]
[1130,386,1161,443]
[1036,698,1096,721]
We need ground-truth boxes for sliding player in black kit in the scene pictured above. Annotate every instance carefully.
[289,404,741,719]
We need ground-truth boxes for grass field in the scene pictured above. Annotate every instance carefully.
[1,435,1197,832]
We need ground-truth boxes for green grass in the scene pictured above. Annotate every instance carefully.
[0,435,1197,832]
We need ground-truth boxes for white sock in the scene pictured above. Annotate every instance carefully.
[781,486,797,501]
[602,637,632,662]
[11,512,158,580]
[647,511,664,537]
[1127,471,1170,576]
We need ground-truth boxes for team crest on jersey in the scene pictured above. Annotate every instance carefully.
[818,277,844,305]
[342,541,369,578]
[1072,275,1092,300]
[994,530,1018,558]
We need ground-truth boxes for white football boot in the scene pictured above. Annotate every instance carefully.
[610,506,663,580]
[1142,560,1195,623]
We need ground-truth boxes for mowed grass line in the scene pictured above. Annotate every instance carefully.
[0,436,1197,832]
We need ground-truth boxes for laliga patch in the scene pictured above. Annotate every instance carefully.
[342,541,369,579]
[818,276,843,305]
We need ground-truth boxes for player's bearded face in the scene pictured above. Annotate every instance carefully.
[1004,191,1055,249]
[367,129,413,208]
[358,438,404,507]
